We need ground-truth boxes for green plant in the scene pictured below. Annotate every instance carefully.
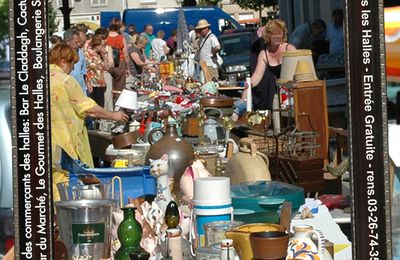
[197,0,222,7]
[0,0,9,59]
[48,0,59,35]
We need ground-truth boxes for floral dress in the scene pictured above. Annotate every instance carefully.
[50,64,97,200]
[84,47,106,88]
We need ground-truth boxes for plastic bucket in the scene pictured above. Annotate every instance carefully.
[193,177,233,247]
[55,199,115,259]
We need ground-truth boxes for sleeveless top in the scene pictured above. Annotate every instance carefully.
[106,34,124,61]
[250,42,289,110]
[266,43,289,78]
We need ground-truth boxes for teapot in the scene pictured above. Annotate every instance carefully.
[200,107,226,144]
[225,223,285,260]
[286,229,333,260]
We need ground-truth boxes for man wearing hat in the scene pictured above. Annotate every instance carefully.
[195,19,221,81]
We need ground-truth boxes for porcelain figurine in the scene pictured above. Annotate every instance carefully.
[142,201,166,235]
[149,154,174,212]
[179,159,212,204]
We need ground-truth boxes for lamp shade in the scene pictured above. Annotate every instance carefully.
[115,89,138,110]
[278,49,317,83]
[293,59,317,82]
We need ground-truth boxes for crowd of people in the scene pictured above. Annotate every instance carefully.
[48,10,344,199]
[48,18,223,199]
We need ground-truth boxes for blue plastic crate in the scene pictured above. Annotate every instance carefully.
[62,156,156,204]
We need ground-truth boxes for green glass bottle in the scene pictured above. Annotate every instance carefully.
[114,207,143,260]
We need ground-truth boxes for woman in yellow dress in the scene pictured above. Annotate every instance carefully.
[49,43,129,200]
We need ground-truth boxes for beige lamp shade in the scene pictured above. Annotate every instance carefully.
[115,89,138,110]
[278,49,317,83]
[293,59,317,82]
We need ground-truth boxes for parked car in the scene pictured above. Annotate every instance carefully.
[0,86,13,257]
[218,28,259,85]
[0,60,10,80]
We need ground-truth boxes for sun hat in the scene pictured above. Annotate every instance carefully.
[195,19,211,30]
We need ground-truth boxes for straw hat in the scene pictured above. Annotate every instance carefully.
[195,19,211,30]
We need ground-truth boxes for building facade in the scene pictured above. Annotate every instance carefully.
[52,0,123,32]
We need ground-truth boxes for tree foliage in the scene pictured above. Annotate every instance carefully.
[183,0,197,6]
[233,0,278,11]
[233,0,278,20]
[197,0,222,7]
[48,1,59,35]
[0,0,8,59]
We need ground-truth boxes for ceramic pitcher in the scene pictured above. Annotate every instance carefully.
[286,229,333,260]
[291,225,314,240]
[225,223,285,260]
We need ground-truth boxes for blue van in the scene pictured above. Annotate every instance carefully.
[101,7,240,38]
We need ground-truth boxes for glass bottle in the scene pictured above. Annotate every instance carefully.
[114,207,143,260]
[165,201,180,229]
[220,239,238,260]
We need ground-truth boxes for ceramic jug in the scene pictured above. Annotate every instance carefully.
[224,137,271,185]
[225,223,285,260]
[286,229,333,260]
[145,124,194,197]
[292,225,314,240]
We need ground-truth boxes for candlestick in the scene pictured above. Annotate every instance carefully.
[246,76,252,112]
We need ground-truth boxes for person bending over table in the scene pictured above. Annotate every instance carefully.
[49,43,129,201]
[128,34,157,77]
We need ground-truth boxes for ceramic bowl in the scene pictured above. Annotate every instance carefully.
[250,231,289,260]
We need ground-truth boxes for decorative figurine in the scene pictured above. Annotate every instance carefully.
[149,154,174,212]
[142,201,166,235]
